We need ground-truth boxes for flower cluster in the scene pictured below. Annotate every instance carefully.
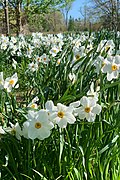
[0,82,102,141]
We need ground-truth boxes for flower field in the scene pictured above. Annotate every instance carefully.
[0,30,120,180]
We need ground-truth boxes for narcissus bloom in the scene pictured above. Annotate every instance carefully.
[27,110,54,140]
[50,103,76,128]
[28,62,38,72]
[4,122,22,140]
[102,55,120,81]
[4,73,19,92]
[28,96,39,109]
[76,96,101,122]
[41,53,50,64]
[45,100,57,114]
[49,46,59,57]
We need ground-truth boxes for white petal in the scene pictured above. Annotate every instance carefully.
[28,126,38,139]
[15,84,19,89]
[80,96,89,106]
[57,103,67,111]
[65,113,76,124]
[37,127,51,140]
[22,121,29,139]
[107,72,114,81]
[27,110,36,121]
[36,110,48,122]
[75,107,86,119]
[42,121,54,130]
[113,71,119,79]
[49,112,58,122]
[102,63,111,73]
[66,106,74,113]
[86,112,96,122]
[0,126,5,134]
[92,104,102,115]
[45,100,54,111]
[88,98,96,107]
[69,101,80,108]
[57,118,67,128]
[115,55,120,64]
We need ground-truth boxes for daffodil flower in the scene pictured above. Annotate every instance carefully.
[102,55,120,81]
[4,73,19,92]
[50,103,76,128]
[75,96,101,122]
[27,110,54,140]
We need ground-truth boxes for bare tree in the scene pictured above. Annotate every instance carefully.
[79,5,88,29]
[92,0,120,30]
[60,0,74,29]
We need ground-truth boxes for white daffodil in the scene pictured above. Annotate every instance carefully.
[94,55,109,74]
[102,55,120,81]
[41,53,50,64]
[49,46,59,57]
[73,46,85,62]
[0,72,4,90]
[56,59,61,65]
[35,55,41,64]
[1,43,8,50]
[97,40,115,55]
[28,96,39,109]
[45,100,57,118]
[26,44,34,58]
[69,101,80,117]
[4,122,22,140]
[28,102,38,109]
[10,37,17,44]
[27,109,54,140]
[28,62,38,72]
[50,103,76,128]
[4,73,19,92]
[76,96,101,122]
[104,40,115,55]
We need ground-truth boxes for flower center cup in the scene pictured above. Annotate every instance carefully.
[102,62,106,67]
[58,111,64,118]
[35,122,42,129]
[75,54,80,60]
[31,104,36,108]
[112,65,118,71]
[11,128,16,135]
[37,58,40,61]
[53,49,57,53]
[9,79,14,85]
[105,46,110,52]
[85,107,91,113]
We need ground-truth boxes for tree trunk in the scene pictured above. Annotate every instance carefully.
[4,0,9,36]
[16,0,22,35]
[116,0,119,30]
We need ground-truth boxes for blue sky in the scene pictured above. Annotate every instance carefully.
[68,0,90,19]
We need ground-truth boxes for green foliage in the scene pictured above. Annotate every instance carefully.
[0,31,120,179]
